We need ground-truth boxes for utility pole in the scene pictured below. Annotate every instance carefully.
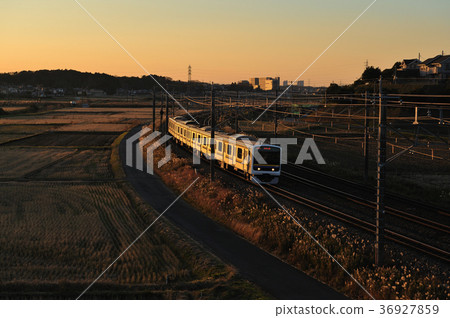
[375,76,386,266]
[165,93,169,134]
[152,87,156,132]
[235,103,239,133]
[160,91,164,131]
[274,89,278,138]
[160,105,164,132]
[172,96,175,116]
[210,84,215,181]
[364,91,369,182]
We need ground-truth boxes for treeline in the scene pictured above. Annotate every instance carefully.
[0,69,208,95]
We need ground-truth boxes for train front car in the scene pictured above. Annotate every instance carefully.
[250,145,282,184]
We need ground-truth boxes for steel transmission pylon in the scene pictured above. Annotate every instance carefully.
[188,65,192,82]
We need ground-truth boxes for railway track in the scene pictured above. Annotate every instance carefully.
[168,135,450,263]
[281,170,450,235]
[286,163,450,218]
[264,184,450,263]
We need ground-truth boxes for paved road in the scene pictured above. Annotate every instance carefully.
[119,127,345,300]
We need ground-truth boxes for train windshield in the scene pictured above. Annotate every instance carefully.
[254,147,280,165]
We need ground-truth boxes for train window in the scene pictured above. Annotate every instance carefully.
[192,133,196,141]
[227,145,233,155]
[218,142,222,152]
[254,147,281,165]
[177,127,179,133]
[237,148,243,159]
[198,135,201,143]
[203,137,206,145]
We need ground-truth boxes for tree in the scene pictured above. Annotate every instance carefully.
[361,66,381,81]
[228,82,253,92]
[381,62,401,79]
[326,83,354,94]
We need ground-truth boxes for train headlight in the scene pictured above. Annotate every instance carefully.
[272,168,275,171]
[257,168,260,171]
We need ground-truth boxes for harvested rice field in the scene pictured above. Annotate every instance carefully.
[53,123,133,132]
[0,148,76,178]
[0,124,62,134]
[0,134,35,145]
[3,132,120,147]
[31,150,113,180]
[0,104,262,299]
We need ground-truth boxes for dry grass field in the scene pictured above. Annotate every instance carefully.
[0,104,265,299]
[0,182,245,294]
[0,124,62,134]
[0,134,34,145]
[3,132,120,147]
[54,123,133,132]
[32,150,113,180]
[0,148,76,178]
[1,106,29,112]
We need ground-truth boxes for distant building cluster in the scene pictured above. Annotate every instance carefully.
[0,86,152,98]
[282,80,304,87]
[249,77,280,91]
[396,53,450,82]
[0,85,65,98]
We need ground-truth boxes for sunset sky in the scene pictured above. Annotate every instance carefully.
[1,0,449,86]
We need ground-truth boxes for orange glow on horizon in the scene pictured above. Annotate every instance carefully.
[1,0,449,86]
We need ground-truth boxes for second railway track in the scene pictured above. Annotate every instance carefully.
[166,133,450,264]
[281,170,450,235]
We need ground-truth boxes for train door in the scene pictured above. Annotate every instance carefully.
[244,148,249,176]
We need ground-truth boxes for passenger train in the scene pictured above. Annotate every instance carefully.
[168,116,281,184]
